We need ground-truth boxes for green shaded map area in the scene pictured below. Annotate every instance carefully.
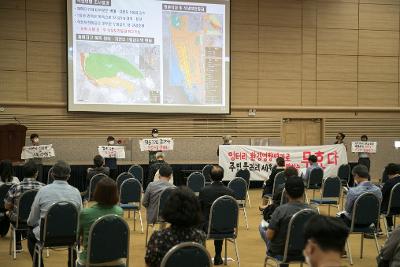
[83,53,144,80]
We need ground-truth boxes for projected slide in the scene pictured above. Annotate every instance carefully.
[67,0,230,114]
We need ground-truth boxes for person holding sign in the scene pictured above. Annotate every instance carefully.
[149,128,161,164]
[29,133,44,183]
[357,135,371,171]
[104,136,118,179]
[216,135,232,157]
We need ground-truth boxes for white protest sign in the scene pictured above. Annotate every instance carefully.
[219,144,348,181]
[98,146,126,159]
[351,141,377,153]
[21,145,55,159]
[139,138,174,152]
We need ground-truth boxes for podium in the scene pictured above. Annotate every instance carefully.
[0,124,27,162]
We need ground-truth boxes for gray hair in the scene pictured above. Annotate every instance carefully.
[51,160,71,180]
[156,152,165,159]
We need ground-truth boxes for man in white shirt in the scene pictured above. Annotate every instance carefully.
[27,160,82,267]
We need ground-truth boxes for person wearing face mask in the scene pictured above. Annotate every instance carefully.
[216,135,232,157]
[104,136,117,180]
[357,134,371,171]
[337,164,382,227]
[149,128,161,165]
[303,215,349,267]
[29,133,44,183]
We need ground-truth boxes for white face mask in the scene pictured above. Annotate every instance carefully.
[108,141,115,145]
[33,138,39,144]
[228,140,232,144]
[153,133,159,138]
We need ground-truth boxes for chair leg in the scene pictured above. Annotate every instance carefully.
[328,205,331,216]
[346,239,353,265]
[13,227,16,259]
[224,239,228,266]
[383,215,389,237]
[360,233,364,259]
[46,248,49,257]
[247,191,252,208]
[145,224,149,246]
[133,211,136,231]
[234,239,240,267]
[243,208,249,230]
[139,210,144,233]
[374,233,380,254]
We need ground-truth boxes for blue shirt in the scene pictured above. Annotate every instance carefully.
[344,181,382,219]
[27,180,82,240]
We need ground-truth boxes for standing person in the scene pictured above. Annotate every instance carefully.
[358,135,371,171]
[198,165,234,265]
[29,133,44,183]
[104,136,117,180]
[27,160,82,267]
[334,132,346,145]
[216,135,232,157]
[303,215,349,267]
[0,160,19,186]
[381,163,400,233]
[149,128,161,165]
[4,160,44,252]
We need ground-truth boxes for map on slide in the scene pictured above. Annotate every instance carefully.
[75,42,160,105]
[163,12,224,105]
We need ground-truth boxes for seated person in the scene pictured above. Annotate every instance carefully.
[262,157,285,198]
[303,215,349,267]
[379,226,400,267]
[338,164,382,227]
[143,164,175,225]
[381,163,400,233]
[4,160,44,251]
[0,160,20,186]
[199,165,234,265]
[145,187,206,267]
[303,155,322,185]
[27,160,82,267]
[148,153,173,186]
[259,176,309,258]
[77,177,123,267]
[84,155,110,198]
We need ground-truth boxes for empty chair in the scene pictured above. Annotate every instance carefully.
[207,195,240,266]
[236,169,251,207]
[228,177,249,230]
[81,214,130,267]
[346,192,381,265]
[9,189,38,259]
[202,164,213,183]
[305,168,324,202]
[310,177,341,215]
[128,164,144,184]
[381,183,400,237]
[119,178,143,233]
[88,174,108,201]
[33,201,79,267]
[187,172,205,196]
[145,187,175,246]
[160,242,212,267]
[264,209,317,267]
[116,172,135,191]
[338,164,351,187]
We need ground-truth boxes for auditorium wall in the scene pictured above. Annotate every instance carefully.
[1,0,400,179]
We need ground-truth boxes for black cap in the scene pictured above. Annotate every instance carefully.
[152,128,158,133]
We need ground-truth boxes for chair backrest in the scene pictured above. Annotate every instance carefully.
[160,242,212,267]
[128,164,143,184]
[40,201,79,247]
[282,209,317,262]
[16,189,38,227]
[202,165,213,183]
[272,171,286,195]
[387,183,400,214]
[308,168,324,187]
[120,178,142,204]
[88,174,108,201]
[187,172,205,193]
[116,172,135,191]
[380,168,389,184]
[228,177,247,202]
[157,187,175,222]
[236,169,250,186]
[87,214,130,266]
[321,177,341,199]
[47,167,54,185]
[207,195,239,237]
[351,192,380,231]
[337,164,350,182]
[0,184,12,210]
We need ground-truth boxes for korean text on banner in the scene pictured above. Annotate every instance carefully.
[21,145,55,159]
[351,141,377,153]
[98,146,126,159]
[219,144,348,181]
[139,138,174,152]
